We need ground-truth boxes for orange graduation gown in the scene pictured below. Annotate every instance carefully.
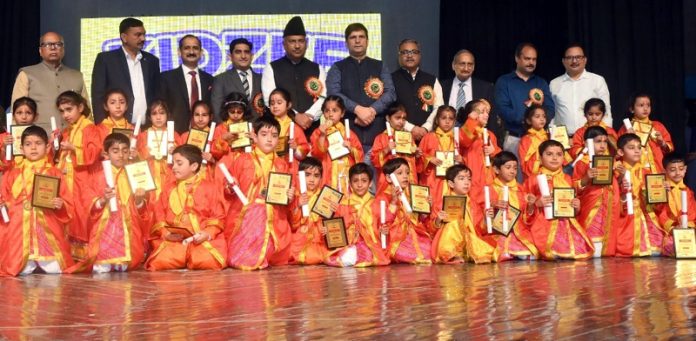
[418,128,456,213]
[653,180,695,256]
[459,117,501,187]
[370,129,421,193]
[376,187,432,264]
[617,118,673,173]
[136,127,180,201]
[288,189,329,265]
[310,122,364,195]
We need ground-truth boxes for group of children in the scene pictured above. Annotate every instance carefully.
[0,87,692,276]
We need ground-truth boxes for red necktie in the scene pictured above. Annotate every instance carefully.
[189,70,199,109]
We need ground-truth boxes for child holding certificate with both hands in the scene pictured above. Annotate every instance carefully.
[211,92,252,163]
[288,157,329,265]
[654,154,696,256]
[179,101,216,179]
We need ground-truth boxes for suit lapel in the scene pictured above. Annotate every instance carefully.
[176,66,190,104]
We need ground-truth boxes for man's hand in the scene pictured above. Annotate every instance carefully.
[411,126,427,140]
[294,113,314,130]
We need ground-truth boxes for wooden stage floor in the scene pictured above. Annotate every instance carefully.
[1,258,695,340]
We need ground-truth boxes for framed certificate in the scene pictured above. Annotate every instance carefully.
[672,228,696,259]
[645,174,667,204]
[492,205,521,236]
[442,195,466,222]
[186,129,209,150]
[166,226,194,238]
[265,172,292,205]
[323,217,348,249]
[550,125,571,149]
[311,185,344,219]
[31,174,60,209]
[591,155,614,185]
[125,161,157,193]
[112,128,133,138]
[435,151,454,177]
[410,184,431,214]
[10,125,30,156]
[553,187,575,218]
[327,131,350,160]
[229,122,251,148]
[394,131,414,155]
[275,136,289,156]
[632,121,653,146]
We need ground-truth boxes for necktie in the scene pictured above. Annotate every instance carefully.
[189,70,199,109]
[455,81,466,110]
[240,70,250,99]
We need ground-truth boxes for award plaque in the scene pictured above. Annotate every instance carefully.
[435,151,454,177]
[324,217,348,249]
[550,125,571,149]
[311,185,344,219]
[394,131,414,155]
[645,174,667,204]
[492,205,521,236]
[410,184,431,214]
[442,195,466,222]
[553,187,575,218]
[265,172,292,205]
[186,129,209,150]
[228,122,251,148]
[592,155,614,185]
[632,121,653,146]
[31,174,61,209]
[112,128,133,139]
[125,161,157,193]
[672,228,696,259]
[275,136,289,156]
[10,125,30,156]
[327,131,350,160]
[147,130,168,159]
[166,226,194,238]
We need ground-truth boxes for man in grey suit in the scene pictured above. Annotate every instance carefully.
[211,38,261,122]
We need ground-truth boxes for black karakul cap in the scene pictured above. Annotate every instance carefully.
[283,16,306,37]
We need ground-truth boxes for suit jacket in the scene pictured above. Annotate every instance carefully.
[91,48,160,123]
[210,68,262,122]
[442,77,505,141]
[157,66,214,133]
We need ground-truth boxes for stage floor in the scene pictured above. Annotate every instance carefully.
[0,258,695,340]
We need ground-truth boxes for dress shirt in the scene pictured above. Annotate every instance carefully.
[549,69,612,134]
[123,47,147,122]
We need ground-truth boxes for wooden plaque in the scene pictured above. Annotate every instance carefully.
[442,195,466,222]
[265,172,292,205]
[324,217,348,249]
[31,174,60,209]
[311,185,344,219]
[592,155,614,185]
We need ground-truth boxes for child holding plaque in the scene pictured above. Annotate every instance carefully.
[310,96,364,194]
[418,105,460,213]
[617,93,673,173]
[458,99,501,186]
[179,101,215,178]
[288,157,329,265]
[136,100,179,200]
[614,133,664,257]
[211,92,251,162]
[431,164,498,264]
[490,152,538,261]
[145,145,227,271]
[569,98,618,158]
[572,126,621,257]
[56,91,101,254]
[518,105,549,179]
[268,88,310,170]
[522,140,594,260]
[370,103,421,192]
[0,97,43,171]
[68,133,152,273]
[96,89,134,144]
[653,154,695,256]
[377,158,432,264]
[222,115,295,270]
[0,126,75,276]
[326,163,390,267]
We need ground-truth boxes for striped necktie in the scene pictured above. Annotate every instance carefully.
[239,70,250,99]
[455,81,466,110]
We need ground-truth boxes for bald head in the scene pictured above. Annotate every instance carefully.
[39,32,65,67]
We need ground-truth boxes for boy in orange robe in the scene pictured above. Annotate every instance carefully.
[96,89,134,144]
[326,163,390,267]
[288,157,329,265]
[221,115,295,270]
[145,145,227,271]
[614,134,664,257]
[653,154,696,256]
[458,99,501,187]
[0,126,74,276]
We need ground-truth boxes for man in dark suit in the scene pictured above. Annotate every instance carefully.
[211,38,261,122]
[158,34,213,133]
[441,49,505,141]
[91,17,160,124]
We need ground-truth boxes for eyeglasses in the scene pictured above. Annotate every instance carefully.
[40,42,64,49]
[399,49,421,56]
[563,55,585,61]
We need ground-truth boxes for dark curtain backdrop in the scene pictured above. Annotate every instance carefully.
[0,1,41,112]
[440,0,686,153]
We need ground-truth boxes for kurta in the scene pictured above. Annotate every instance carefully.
[418,128,456,213]
[653,180,695,256]
[276,114,310,173]
[490,177,539,260]
[376,187,432,264]
[145,175,227,271]
[288,189,329,265]
[459,117,501,187]
[136,127,180,201]
[570,122,618,158]
[617,118,673,173]
[370,130,421,193]
[519,128,571,179]
[309,122,364,195]
[0,158,74,276]
[0,132,56,172]
[96,117,134,144]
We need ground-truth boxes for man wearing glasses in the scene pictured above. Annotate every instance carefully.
[391,39,443,140]
[550,43,612,135]
[11,31,89,130]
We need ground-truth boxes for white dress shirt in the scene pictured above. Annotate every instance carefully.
[181,64,202,103]
[123,47,147,122]
[261,62,327,121]
[550,69,612,135]
[448,77,472,108]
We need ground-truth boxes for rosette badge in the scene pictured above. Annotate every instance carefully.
[304,77,324,101]
[524,88,544,107]
[417,85,435,111]
[364,77,385,100]
[252,92,265,114]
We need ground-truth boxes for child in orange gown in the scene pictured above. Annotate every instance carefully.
[179,101,216,179]
[136,100,180,201]
[572,126,621,257]
[654,154,696,256]
[288,157,329,265]
[146,145,227,271]
[378,158,432,264]
[211,92,252,164]
[268,88,310,171]
[522,140,594,260]
[325,163,390,267]
[0,126,74,276]
[96,89,134,144]
[0,97,49,171]
[458,99,501,187]
[569,98,617,158]
[431,164,498,264]
[518,104,549,179]
[221,115,295,270]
